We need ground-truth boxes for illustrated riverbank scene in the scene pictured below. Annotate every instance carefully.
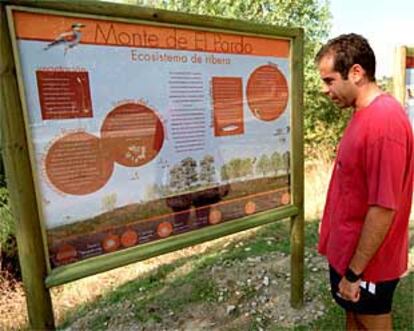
[11,10,292,268]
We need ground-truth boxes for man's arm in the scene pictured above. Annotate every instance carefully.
[338,206,395,301]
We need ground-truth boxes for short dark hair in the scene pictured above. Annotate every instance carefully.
[315,33,376,82]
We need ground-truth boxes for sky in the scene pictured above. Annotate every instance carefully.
[329,0,414,78]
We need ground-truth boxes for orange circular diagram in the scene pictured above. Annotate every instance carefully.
[101,102,165,167]
[281,192,291,205]
[157,221,173,238]
[56,243,77,263]
[246,65,289,121]
[102,233,121,252]
[121,229,139,248]
[208,208,222,225]
[45,132,114,195]
[244,201,256,215]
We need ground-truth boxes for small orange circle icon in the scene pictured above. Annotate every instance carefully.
[244,201,256,215]
[121,229,139,248]
[208,208,222,225]
[102,233,121,252]
[157,221,173,238]
[281,192,291,205]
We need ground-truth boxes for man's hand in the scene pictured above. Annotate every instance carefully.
[338,277,361,302]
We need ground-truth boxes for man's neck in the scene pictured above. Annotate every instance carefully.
[354,82,382,112]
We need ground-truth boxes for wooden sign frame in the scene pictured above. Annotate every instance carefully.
[393,45,414,127]
[0,1,304,328]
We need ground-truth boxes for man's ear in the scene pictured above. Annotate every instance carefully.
[348,64,365,85]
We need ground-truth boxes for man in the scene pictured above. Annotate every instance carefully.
[316,34,413,330]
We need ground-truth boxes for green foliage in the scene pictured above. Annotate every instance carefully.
[378,76,393,94]
[0,154,5,187]
[0,150,16,261]
[0,185,15,255]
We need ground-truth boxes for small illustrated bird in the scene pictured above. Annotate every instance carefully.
[44,23,85,55]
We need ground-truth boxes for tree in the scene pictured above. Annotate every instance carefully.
[0,153,4,187]
[378,76,393,94]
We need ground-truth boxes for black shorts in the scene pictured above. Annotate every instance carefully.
[329,266,399,315]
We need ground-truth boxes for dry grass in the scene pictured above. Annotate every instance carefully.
[304,156,333,221]
[0,273,27,330]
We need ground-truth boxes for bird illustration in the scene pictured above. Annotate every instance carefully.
[44,23,85,55]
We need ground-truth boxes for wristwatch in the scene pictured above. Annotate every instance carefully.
[345,268,362,283]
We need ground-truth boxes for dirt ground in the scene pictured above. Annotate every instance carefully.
[1,228,413,331]
[0,230,330,331]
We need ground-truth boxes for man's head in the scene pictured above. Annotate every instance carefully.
[315,34,376,108]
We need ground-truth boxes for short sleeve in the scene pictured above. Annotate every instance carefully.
[366,136,406,210]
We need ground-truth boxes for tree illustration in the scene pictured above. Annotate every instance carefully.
[181,157,198,189]
[220,157,254,180]
[221,164,229,181]
[101,193,117,212]
[271,152,284,174]
[241,158,254,177]
[199,154,215,185]
[169,164,185,191]
[256,154,272,176]
[283,151,290,174]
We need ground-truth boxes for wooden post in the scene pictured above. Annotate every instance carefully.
[393,46,406,104]
[290,29,304,308]
[0,5,55,329]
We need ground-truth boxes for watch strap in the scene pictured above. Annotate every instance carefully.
[345,268,362,283]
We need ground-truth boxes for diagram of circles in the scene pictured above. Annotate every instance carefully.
[101,102,165,167]
[45,132,114,195]
[246,65,289,121]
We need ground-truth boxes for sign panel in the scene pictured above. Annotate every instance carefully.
[10,9,292,268]
[406,48,414,127]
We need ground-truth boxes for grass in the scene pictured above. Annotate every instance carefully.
[54,219,413,330]
[55,221,289,328]
[56,221,292,328]
[50,156,414,330]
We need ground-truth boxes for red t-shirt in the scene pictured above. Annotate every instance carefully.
[318,94,414,282]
